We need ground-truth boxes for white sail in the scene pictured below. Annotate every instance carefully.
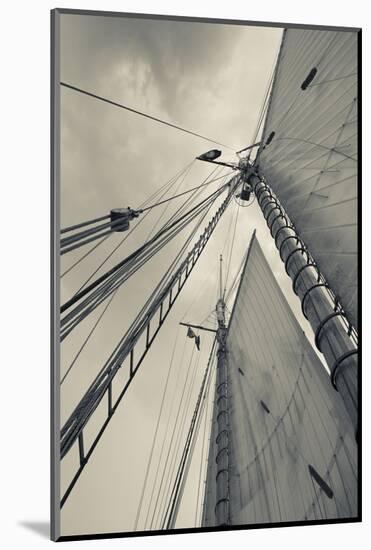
[257,28,358,329]
[202,233,357,526]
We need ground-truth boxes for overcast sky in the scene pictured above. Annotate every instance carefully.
[56,12,321,536]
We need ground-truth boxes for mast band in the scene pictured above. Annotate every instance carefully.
[301,282,329,318]
[315,311,348,351]
[269,214,289,237]
[255,183,271,202]
[216,469,229,481]
[216,410,229,423]
[274,224,296,246]
[215,447,229,463]
[266,206,282,226]
[284,247,308,275]
[216,429,229,444]
[292,262,320,294]
[279,235,302,261]
[331,349,358,390]
[262,199,280,218]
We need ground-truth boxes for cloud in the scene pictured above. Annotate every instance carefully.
[58,12,290,535]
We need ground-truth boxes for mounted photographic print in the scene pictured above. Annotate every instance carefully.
[51,8,361,542]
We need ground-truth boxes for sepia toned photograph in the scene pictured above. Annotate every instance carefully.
[51,8,360,541]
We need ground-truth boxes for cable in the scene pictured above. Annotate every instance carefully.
[142,335,189,528]
[162,339,217,529]
[60,291,117,385]
[195,363,212,526]
[223,201,240,298]
[156,349,202,529]
[133,326,181,531]
[60,184,235,461]
[73,209,151,296]
[61,161,195,278]
[60,182,229,317]
[60,182,226,335]
[61,235,111,279]
[60,216,131,248]
[61,229,114,256]
[69,162,195,292]
[61,214,110,235]
[273,136,356,161]
[148,346,197,529]
[235,37,281,157]
[59,200,214,339]
[143,162,195,244]
[61,82,235,150]
[140,172,234,213]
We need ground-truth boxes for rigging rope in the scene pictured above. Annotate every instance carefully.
[60,291,117,386]
[61,82,235,150]
[223,200,240,299]
[60,218,203,340]
[148,345,198,529]
[140,172,234,213]
[60,177,240,508]
[70,162,196,294]
[61,214,110,235]
[133,326,181,531]
[142,335,189,528]
[60,181,237,459]
[60,182,230,328]
[61,235,111,279]
[60,206,208,340]
[61,229,114,256]
[157,351,202,528]
[195,364,213,526]
[162,339,217,529]
[143,162,196,245]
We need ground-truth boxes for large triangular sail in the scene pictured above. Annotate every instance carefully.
[202,232,357,526]
[257,28,358,329]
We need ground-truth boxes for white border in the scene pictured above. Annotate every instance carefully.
[1,1,369,548]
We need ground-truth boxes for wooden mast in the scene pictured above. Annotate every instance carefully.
[214,255,230,525]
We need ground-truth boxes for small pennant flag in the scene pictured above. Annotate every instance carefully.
[195,335,200,351]
[187,327,196,338]
[187,327,201,351]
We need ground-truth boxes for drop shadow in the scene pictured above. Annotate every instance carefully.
[18,521,50,539]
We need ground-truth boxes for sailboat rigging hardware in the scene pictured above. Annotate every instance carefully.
[60,173,234,258]
[59,176,241,508]
[196,150,254,204]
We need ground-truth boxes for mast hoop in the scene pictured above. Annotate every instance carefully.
[270,214,289,237]
[255,184,272,202]
[266,205,282,226]
[301,282,329,318]
[216,429,229,444]
[284,247,309,275]
[215,447,229,463]
[292,262,320,294]
[315,311,348,351]
[279,235,302,261]
[331,349,358,390]
[215,468,229,481]
[216,381,228,394]
[274,223,296,246]
[262,199,280,218]
[216,395,228,407]
[259,191,275,208]
[214,498,229,512]
[216,410,229,423]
